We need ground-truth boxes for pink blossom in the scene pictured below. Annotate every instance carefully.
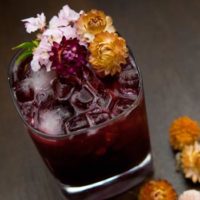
[31,37,52,71]
[58,5,80,23]
[179,190,200,200]
[22,13,46,33]
[43,26,77,44]
[49,16,67,29]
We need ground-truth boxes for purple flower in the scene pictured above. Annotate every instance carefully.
[49,37,88,76]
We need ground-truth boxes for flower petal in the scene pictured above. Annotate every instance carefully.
[22,13,46,33]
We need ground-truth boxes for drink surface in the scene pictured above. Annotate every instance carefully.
[11,54,151,186]
[12,55,140,136]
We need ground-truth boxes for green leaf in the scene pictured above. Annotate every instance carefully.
[12,40,39,50]
[15,50,33,64]
[12,39,39,64]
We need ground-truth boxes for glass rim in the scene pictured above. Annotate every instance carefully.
[8,50,143,140]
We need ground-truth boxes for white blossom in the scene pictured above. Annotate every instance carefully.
[43,26,77,44]
[179,190,200,200]
[22,13,46,33]
[49,16,67,29]
[58,5,80,23]
[27,4,84,72]
[31,37,52,71]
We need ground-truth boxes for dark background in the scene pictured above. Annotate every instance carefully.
[1,0,200,199]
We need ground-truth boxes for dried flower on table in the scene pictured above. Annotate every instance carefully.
[138,179,177,200]
[179,189,200,200]
[169,116,200,151]
[179,141,200,183]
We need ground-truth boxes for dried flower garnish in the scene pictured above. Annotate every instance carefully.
[89,32,128,76]
[49,5,80,29]
[22,13,46,34]
[14,5,129,78]
[179,142,200,183]
[179,190,200,200]
[49,37,88,76]
[169,116,200,151]
[76,9,115,42]
[139,180,177,200]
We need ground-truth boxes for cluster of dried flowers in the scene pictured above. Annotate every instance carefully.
[138,116,200,199]
[138,179,200,200]
[169,116,200,183]
[17,5,128,77]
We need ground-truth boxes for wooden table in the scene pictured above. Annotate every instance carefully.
[1,0,200,199]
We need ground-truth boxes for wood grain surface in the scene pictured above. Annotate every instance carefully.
[1,0,200,199]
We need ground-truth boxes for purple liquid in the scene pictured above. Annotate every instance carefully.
[11,55,151,187]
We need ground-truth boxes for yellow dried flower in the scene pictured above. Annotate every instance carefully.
[89,32,128,76]
[76,9,115,42]
[180,142,200,183]
[169,116,200,151]
[139,180,177,200]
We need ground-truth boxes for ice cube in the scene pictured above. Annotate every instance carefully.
[87,108,111,125]
[35,90,54,109]
[118,68,139,98]
[67,114,90,132]
[71,86,94,110]
[52,79,74,101]
[15,80,34,103]
[54,102,74,120]
[20,102,36,123]
[82,66,102,90]
[97,90,112,109]
[112,98,134,116]
[38,109,65,135]
[26,68,56,92]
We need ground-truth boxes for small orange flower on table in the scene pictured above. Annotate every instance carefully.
[169,116,200,151]
[179,142,200,183]
[139,180,177,200]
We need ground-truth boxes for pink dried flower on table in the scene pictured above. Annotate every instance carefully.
[22,13,46,33]
[180,141,200,183]
[179,190,200,200]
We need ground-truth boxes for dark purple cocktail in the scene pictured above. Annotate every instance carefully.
[8,5,153,200]
[9,52,152,199]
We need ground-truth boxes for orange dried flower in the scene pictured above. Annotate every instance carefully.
[169,116,200,151]
[139,180,177,200]
[76,9,115,42]
[180,142,200,183]
[89,32,128,76]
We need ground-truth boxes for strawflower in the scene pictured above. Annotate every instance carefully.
[179,190,200,200]
[89,32,128,76]
[179,141,200,183]
[76,9,115,42]
[49,37,88,76]
[169,116,200,151]
[139,180,177,200]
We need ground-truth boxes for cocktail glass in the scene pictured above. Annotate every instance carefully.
[8,51,153,200]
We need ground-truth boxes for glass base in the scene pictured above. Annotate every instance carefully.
[60,153,153,200]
